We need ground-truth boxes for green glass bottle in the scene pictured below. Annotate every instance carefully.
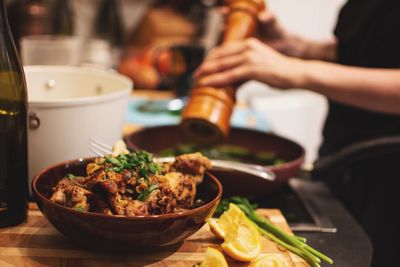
[0,0,29,228]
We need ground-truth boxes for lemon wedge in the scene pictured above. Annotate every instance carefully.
[249,254,285,267]
[211,203,262,262]
[208,218,225,240]
[198,247,228,267]
[209,201,243,240]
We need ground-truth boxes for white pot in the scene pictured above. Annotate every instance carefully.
[25,66,132,194]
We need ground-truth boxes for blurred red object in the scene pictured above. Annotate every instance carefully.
[118,49,160,90]
[118,46,186,90]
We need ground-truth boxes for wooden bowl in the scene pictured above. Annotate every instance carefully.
[32,158,222,248]
[125,125,305,197]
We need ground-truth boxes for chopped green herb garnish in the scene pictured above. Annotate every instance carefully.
[102,151,162,178]
[137,184,159,201]
[105,156,121,165]
[66,173,76,180]
[74,206,85,212]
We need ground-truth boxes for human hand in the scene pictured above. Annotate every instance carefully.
[256,9,307,57]
[218,6,307,58]
[195,38,306,89]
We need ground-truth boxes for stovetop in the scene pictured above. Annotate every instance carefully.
[255,179,337,233]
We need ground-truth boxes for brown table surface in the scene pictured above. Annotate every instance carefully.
[0,203,309,267]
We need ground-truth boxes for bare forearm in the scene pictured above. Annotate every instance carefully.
[301,61,400,114]
[273,34,337,61]
[302,38,337,61]
[196,38,400,115]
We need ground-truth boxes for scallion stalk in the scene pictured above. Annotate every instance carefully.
[217,197,333,266]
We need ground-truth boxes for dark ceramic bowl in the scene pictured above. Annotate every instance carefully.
[32,157,222,248]
[125,125,305,197]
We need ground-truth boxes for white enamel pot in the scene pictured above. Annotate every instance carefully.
[25,66,132,194]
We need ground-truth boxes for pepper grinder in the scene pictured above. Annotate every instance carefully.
[181,0,265,144]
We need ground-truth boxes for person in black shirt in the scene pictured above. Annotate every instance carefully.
[195,1,400,266]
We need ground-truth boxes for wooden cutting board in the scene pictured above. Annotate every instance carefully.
[0,204,309,267]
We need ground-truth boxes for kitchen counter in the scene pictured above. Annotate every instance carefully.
[123,93,372,266]
[12,179,371,267]
[291,178,373,267]
[1,182,372,266]
[7,90,371,266]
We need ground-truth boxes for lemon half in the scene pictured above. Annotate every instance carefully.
[249,254,285,267]
[209,203,262,262]
[198,247,228,267]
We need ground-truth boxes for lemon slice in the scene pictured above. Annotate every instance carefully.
[209,202,243,240]
[208,218,225,240]
[198,247,228,267]
[220,204,262,262]
[249,254,285,267]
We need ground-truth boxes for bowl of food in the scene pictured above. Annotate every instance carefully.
[125,125,305,197]
[32,151,222,248]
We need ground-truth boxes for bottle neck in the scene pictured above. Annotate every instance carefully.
[0,0,4,15]
[0,0,7,41]
[0,0,13,39]
[0,0,24,74]
[0,0,8,32]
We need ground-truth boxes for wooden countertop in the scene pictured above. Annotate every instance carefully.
[0,204,308,267]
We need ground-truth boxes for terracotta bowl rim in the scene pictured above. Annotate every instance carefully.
[32,157,223,221]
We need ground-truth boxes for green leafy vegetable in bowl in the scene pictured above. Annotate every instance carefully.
[160,144,285,166]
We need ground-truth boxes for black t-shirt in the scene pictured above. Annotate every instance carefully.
[320,0,400,155]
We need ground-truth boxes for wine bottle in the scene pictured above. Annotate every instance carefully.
[52,0,74,36]
[0,0,29,228]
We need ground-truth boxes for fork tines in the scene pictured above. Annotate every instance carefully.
[89,138,113,156]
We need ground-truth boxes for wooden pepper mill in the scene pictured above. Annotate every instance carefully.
[181,0,265,144]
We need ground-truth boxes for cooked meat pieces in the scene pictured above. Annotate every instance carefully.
[72,197,90,212]
[86,169,119,194]
[169,153,211,184]
[49,152,211,216]
[145,172,196,214]
[164,172,195,208]
[125,200,149,216]
[50,177,91,210]
[89,195,113,215]
[145,177,176,214]
[170,153,211,175]
[50,188,66,205]
[108,193,128,215]
[109,193,149,215]
[69,185,90,203]
[52,177,86,191]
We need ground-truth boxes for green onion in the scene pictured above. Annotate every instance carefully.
[103,151,162,178]
[215,197,333,266]
[65,173,76,180]
[137,184,159,201]
[74,206,85,212]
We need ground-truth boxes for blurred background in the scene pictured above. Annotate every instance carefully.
[5,0,346,164]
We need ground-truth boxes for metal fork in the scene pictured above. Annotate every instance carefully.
[89,138,276,181]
